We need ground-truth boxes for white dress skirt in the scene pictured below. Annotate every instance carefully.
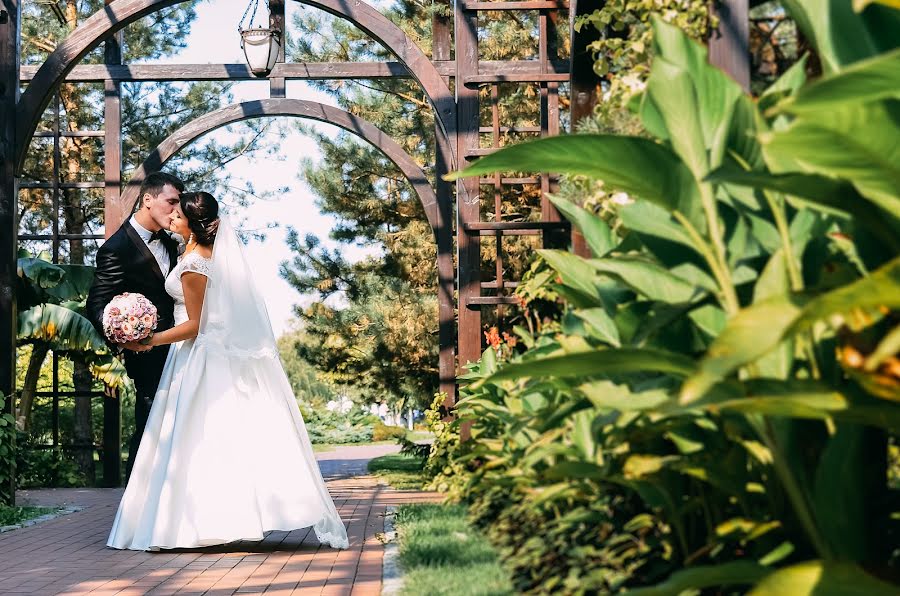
[107,252,348,551]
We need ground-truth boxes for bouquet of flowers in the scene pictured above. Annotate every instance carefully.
[102,292,158,344]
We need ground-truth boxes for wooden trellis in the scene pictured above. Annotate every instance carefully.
[0,0,749,501]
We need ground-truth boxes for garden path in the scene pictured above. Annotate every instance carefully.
[0,444,439,595]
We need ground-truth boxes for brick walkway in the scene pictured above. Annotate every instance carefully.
[0,445,439,596]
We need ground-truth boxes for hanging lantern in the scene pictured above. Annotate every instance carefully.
[241,27,282,77]
[239,0,282,77]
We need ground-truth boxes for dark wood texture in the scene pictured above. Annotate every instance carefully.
[19,60,571,82]
[15,0,458,172]
[454,1,482,372]
[118,99,457,396]
[569,0,602,257]
[0,0,18,506]
[709,0,750,90]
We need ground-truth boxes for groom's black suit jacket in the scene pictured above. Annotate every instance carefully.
[86,221,178,392]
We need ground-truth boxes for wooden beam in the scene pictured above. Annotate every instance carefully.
[0,0,19,507]
[15,0,458,173]
[20,60,570,83]
[20,61,413,82]
[462,1,569,9]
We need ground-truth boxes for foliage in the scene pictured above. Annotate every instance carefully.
[575,0,710,116]
[421,393,467,498]
[281,0,552,408]
[440,8,900,594]
[373,421,407,442]
[277,329,337,403]
[394,503,514,596]
[367,453,428,490]
[15,252,126,432]
[299,403,378,445]
[0,505,59,527]
[15,431,85,489]
[0,411,14,504]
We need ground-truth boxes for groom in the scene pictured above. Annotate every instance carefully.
[87,171,185,480]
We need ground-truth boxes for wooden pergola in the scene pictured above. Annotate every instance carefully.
[0,0,749,500]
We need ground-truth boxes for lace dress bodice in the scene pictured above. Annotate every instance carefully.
[164,252,212,325]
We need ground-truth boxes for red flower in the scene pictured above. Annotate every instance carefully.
[484,327,502,349]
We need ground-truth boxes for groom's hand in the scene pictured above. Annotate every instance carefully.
[122,340,152,352]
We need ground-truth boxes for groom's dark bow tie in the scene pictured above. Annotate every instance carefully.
[149,229,170,243]
[150,229,177,252]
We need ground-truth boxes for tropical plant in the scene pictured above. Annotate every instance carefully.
[441,3,900,593]
[16,251,125,432]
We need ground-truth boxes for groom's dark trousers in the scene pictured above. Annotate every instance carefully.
[86,221,177,480]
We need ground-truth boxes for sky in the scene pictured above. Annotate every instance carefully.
[143,0,382,337]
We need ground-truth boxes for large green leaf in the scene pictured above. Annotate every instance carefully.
[813,426,868,560]
[761,100,900,216]
[585,256,704,304]
[548,196,616,257]
[758,56,809,114]
[753,249,794,379]
[782,0,900,73]
[537,250,608,306]
[618,200,696,250]
[482,348,696,385]
[88,354,128,389]
[445,135,702,227]
[682,256,900,402]
[777,48,900,114]
[574,308,621,347]
[18,303,107,353]
[651,16,755,169]
[17,257,65,289]
[748,561,899,595]
[706,167,900,251]
[44,264,95,301]
[626,561,772,596]
[578,380,670,411]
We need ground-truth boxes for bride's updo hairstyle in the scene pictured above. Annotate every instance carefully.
[180,191,220,246]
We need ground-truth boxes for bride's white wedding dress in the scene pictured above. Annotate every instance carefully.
[107,219,349,551]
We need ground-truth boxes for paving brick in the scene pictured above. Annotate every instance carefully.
[3,446,439,595]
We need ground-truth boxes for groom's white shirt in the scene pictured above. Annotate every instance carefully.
[130,215,171,278]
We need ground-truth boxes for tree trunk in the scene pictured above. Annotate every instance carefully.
[16,344,50,431]
[72,360,95,484]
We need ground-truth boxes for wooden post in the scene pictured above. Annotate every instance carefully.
[102,6,123,486]
[708,0,750,91]
[455,2,482,376]
[569,0,602,257]
[0,0,19,506]
[269,0,286,98]
[434,0,455,405]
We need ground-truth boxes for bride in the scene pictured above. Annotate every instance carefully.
[107,191,349,551]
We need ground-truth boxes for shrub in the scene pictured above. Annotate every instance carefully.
[437,9,900,594]
[300,402,377,444]
[373,421,407,442]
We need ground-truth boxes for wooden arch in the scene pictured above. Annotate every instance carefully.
[119,98,456,400]
[14,0,457,172]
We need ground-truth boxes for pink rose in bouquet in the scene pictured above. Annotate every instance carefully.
[102,292,158,343]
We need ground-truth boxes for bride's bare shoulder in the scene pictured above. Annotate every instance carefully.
[193,245,214,259]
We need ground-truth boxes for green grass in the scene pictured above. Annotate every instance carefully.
[312,439,410,453]
[394,503,514,596]
[0,506,59,527]
[368,453,429,490]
